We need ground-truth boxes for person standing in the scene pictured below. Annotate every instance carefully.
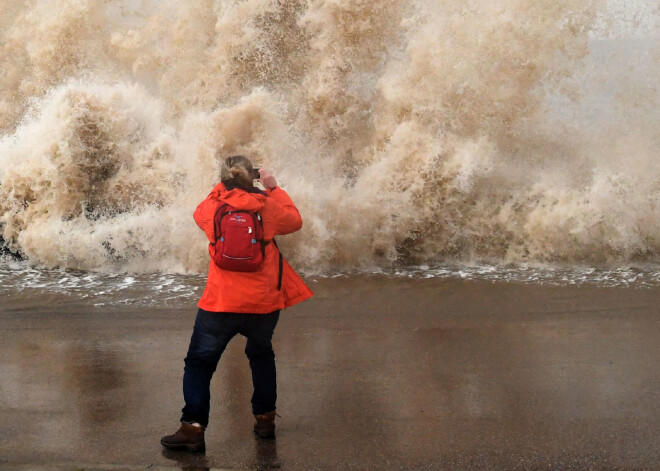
[161,155,313,451]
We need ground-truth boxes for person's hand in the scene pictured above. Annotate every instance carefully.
[259,168,278,189]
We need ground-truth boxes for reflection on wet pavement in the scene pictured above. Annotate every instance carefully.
[161,448,211,470]
[64,343,129,425]
[1,277,659,469]
[253,438,280,470]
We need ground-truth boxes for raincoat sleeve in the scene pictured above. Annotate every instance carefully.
[193,183,225,243]
[267,187,303,235]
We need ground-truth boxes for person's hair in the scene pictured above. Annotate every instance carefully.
[220,155,255,190]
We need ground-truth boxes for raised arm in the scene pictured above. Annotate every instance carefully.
[259,169,303,236]
[267,187,303,235]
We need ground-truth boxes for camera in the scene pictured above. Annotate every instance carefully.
[249,167,261,180]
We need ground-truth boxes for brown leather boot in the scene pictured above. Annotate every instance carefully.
[160,422,206,451]
[253,411,277,439]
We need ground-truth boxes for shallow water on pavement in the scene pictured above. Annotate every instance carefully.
[1,276,659,469]
[1,258,658,308]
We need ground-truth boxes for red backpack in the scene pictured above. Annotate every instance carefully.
[212,204,265,272]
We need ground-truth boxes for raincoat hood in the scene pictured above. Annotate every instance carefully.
[219,188,266,212]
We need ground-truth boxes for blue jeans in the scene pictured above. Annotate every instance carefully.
[180,308,280,427]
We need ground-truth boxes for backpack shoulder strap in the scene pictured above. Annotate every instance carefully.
[272,238,283,291]
[212,203,230,243]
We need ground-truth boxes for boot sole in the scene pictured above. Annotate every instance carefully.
[160,439,206,452]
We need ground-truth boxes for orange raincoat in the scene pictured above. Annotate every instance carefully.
[194,183,313,313]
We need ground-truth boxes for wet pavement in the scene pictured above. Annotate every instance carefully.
[1,277,659,470]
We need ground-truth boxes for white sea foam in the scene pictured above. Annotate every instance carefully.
[0,258,205,306]
[0,258,656,308]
